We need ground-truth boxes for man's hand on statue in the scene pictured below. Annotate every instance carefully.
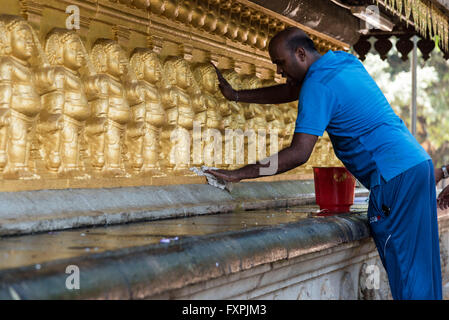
[206,168,242,183]
[437,185,449,210]
[211,63,237,101]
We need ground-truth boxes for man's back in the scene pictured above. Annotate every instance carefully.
[295,50,430,188]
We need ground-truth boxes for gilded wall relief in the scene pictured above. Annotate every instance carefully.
[222,69,245,170]
[161,56,196,175]
[130,48,166,176]
[262,78,283,156]
[40,28,91,179]
[0,0,348,189]
[0,15,44,180]
[87,38,140,178]
[193,63,223,167]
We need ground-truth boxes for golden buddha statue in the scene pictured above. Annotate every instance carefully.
[282,102,309,174]
[125,84,146,175]
[282,102,297,149]
[241,75,267,164]
[266,105,284,156]
[129,48,166,176]
[221,69,245,169]
[161,56,196,175]
[86,38,137,178]
[262,78,283,156]
[214,69,233,170]
[191,69,207,168]
[38,28,91,179]
[193,63,223,167]
[245,76,267,132]
[0,15,44,180]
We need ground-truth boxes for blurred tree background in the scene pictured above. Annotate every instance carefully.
[361,39,449,167]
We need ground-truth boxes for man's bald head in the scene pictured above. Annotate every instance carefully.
[268,27,317,54]
[268,27,321,84]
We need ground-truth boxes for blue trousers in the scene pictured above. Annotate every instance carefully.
[367,160,442,300]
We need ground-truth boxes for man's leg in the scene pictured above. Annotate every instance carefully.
[368,160,442,299]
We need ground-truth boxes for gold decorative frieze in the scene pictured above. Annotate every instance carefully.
[108,0,348,53]
[0,0,344,191]
[377,0,449,51]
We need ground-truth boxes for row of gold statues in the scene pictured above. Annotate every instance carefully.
[0,14,339,180]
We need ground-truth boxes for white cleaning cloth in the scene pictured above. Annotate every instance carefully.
[190,166,233,192]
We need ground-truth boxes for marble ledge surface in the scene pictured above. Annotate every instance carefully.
[0,210,371,300]
[0,179,368,236]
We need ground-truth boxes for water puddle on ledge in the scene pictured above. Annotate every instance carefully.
[0,200,368,271]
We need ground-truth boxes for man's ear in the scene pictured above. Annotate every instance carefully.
[295,47,306,62]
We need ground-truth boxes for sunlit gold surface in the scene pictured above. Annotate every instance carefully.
[39,28,91,179]
[0,0,346,191]
[130,48,166,175]
[0,15,43,180]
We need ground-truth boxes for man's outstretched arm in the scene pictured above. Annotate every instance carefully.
[212,64,301,105]
[206,132,318,182]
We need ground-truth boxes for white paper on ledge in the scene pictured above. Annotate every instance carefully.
[189,166,234,192]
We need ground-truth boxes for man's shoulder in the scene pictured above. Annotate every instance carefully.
[300,78,333,97]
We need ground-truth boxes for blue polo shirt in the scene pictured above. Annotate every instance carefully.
[294,50,430,189]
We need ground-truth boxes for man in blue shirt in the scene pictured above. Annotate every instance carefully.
[208,27,442,300]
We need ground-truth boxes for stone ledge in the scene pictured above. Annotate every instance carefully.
[0,180,367,237]
[0,180,314,236]
[0,212,370,300]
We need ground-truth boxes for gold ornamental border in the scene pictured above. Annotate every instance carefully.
[377,0,449,50]
[100,0,350,52]
[237,0,350,51]
[0,173,314,192]
[17,0,349,78]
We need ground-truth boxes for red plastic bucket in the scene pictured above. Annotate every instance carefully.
[313,167,356,214]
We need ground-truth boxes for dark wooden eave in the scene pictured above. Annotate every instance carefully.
[250,0,449,61]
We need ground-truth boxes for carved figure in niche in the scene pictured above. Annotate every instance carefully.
[193,63,223,167]
[266,105,284,156]
[277,101,304,174]
[214,68,232,170]
[0,15,44,179]
[191,67,207,168]
[160,57,196,175]
[129,48,166,175]
[87,39,140,178]
[262,78,284,156]
[125,82,146,175]
[222,70,245,170]
[38,28,92,178]
[282,102,297,149]
[244,76,267,131]
[241,75,267,164]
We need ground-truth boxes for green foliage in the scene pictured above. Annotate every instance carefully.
[362,40,449,166]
